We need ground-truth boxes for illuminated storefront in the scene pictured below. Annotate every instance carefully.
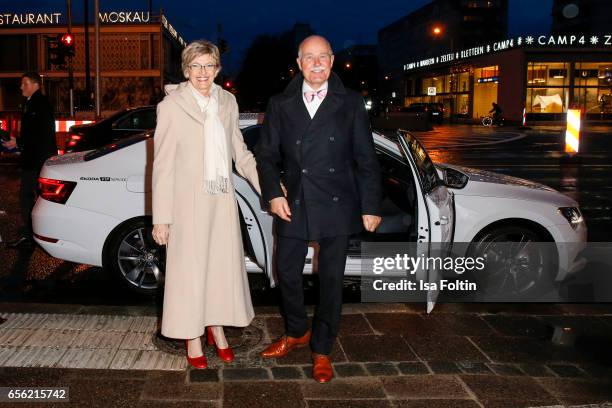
[402,34,612,122]
[0,10,185,115]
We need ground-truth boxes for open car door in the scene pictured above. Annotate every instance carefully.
[397,130,455,312]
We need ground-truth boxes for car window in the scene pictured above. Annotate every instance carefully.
[241,125,261,153]
[400,131,441,193]
[113,109,156,130]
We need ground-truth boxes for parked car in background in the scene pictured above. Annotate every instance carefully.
[402,103,445,124]
[65,106,156,153]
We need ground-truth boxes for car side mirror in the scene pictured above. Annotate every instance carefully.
[443,167,468,189]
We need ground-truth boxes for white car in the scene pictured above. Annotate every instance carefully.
[32,123,587,298]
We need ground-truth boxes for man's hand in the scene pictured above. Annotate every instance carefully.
[362,215,381,232]
[1,137,17,150]
[152,224,170,245]
[270,197,292,222]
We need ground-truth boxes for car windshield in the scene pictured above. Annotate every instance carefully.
[398,130,441,193]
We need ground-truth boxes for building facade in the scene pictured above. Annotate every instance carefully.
[401,33,612,122]
[378,0,508,105]
[0,10,185,116]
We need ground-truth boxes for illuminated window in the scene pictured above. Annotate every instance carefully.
[574,62,612,114]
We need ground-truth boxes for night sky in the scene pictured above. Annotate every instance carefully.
[9,0,554,73]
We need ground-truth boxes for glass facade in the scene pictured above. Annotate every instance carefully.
[574,62,612,115]
[526,62,569,113]
[405,67,472,117]
[403,51,612,121]
[525,61,612,117]
[473,66,499,118]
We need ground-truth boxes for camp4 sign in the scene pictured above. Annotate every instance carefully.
[404,33,612,71]
[536,34,611,46]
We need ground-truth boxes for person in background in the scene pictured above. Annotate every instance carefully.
[489,102,503,123]
[3,72,57,248]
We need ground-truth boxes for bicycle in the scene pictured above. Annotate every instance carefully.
[482,115,505,127]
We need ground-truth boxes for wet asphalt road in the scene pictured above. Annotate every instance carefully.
[0,124,610,305]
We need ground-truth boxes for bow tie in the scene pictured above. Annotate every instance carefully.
[304,89,327,103]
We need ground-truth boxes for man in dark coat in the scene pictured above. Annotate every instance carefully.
[3,72,57,247]
[256,35,382,383]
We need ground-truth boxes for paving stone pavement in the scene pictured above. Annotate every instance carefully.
[0,302,611,407]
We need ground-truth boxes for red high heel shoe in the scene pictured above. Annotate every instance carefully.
[207,327,234,362]
[185,340,207,369]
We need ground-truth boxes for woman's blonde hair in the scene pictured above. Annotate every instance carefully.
[181,40,221,79]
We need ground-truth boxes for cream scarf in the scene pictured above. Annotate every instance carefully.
[188,82,230,194]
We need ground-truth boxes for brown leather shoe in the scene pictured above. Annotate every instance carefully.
[312,353,333,383]
[260,330,311,359]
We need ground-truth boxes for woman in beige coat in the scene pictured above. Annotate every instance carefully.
[151,40,260,369]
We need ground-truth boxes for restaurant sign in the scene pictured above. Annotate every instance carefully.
[404,34,612,72]
[0,11,154,26]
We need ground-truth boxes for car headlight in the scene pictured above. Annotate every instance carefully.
[557,207,583,229]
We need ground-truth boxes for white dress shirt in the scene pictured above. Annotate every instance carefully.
[302,80,328,119]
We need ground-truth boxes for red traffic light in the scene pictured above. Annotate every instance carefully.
[224,81,232,88]
[61,33,74,46]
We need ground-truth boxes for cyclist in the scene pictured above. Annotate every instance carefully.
[489,102,503,124]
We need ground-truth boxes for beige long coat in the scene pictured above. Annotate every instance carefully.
[152,81,260,339]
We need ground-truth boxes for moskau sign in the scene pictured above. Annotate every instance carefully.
[98,11,150,23]
[0,11,151,25]
[404,34,612,71]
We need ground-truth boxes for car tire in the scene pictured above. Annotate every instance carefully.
[466,225,557,299]
[102,217,165,296]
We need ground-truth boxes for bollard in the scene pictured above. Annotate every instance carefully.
[564,109,581,155]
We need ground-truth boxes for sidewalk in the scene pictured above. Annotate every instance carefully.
[1,302,612,407]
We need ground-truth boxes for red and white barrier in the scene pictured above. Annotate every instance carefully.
[55,120,94,132]
[564,109,581,155]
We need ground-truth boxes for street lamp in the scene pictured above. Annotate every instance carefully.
[433,26,442,36]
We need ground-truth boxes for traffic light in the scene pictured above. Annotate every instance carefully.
[60,33,75,57]
[48,34,75,69]
[48,35,65,68]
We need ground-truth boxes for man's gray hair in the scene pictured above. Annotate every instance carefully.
[181,40,221,78]
[297,35,333,57]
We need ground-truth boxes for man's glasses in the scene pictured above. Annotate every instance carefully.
[188,63,218,72]
[300,53,333,64]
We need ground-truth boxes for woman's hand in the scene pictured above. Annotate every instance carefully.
[152,224,170,245]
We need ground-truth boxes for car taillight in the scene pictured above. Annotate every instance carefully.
[67,134,82,147]
[38,178,77,204]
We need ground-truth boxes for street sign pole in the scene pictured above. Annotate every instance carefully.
[84,0,91,105]
[94,0,100,118]
[67,0,74,117]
